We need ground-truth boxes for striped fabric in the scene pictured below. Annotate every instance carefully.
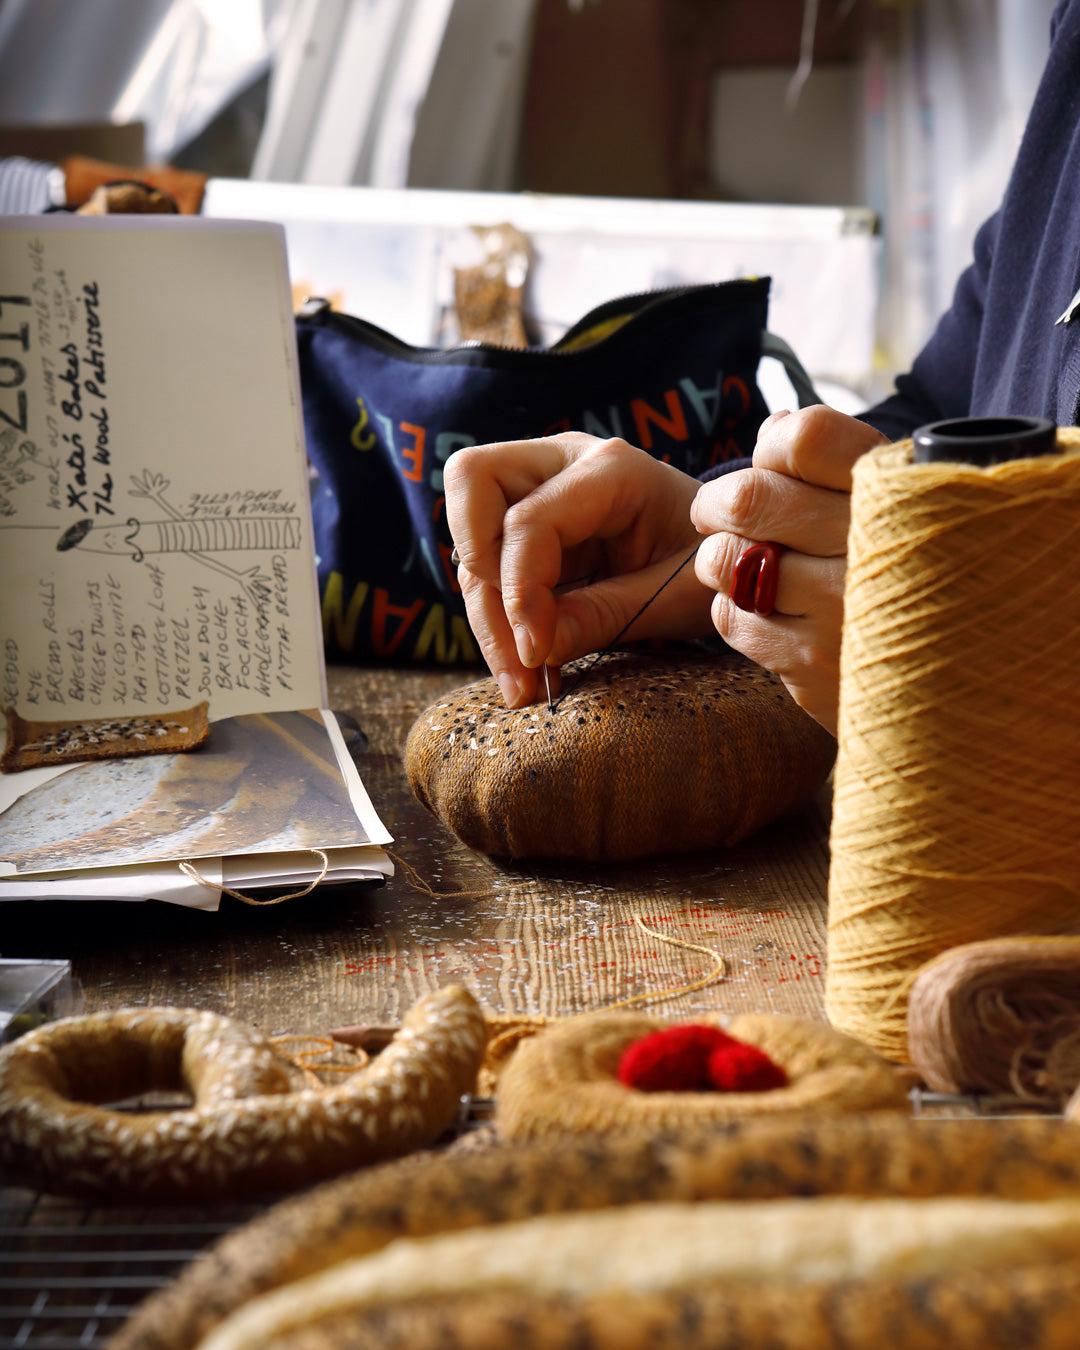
[0,156,64,214]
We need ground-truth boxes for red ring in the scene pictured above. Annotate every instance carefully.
[730,541,783,616]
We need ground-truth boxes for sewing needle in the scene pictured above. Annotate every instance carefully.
[543,664,554,712]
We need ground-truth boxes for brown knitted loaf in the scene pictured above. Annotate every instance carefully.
[494,1010,908,1140]
[404,648,836,860]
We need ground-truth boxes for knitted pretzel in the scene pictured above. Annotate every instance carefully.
[493,1009,908,1140]
[0,985,486,1203]
[405,647,836,861]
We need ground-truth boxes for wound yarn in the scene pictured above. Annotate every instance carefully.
[906,936,1080,1106]
[826,430,1080,1061]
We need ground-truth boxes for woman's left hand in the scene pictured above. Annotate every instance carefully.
[691,405,887,735]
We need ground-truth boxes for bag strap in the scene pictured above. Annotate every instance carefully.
[761,331,821,409]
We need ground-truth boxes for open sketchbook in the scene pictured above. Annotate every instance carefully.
[0,215,392,907]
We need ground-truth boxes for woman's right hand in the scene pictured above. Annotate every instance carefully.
[443,432,715,708]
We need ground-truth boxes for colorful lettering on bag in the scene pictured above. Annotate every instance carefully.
[349,398,377,451]
[678,373,724,436]
[371,588,425,655]
[709,438,744,467]
[321,570,475,664]
[722,375,751,430]
[412,603,478,663]
[429,431,476,494]
[581,406,626,440]
[631,389,689,451]
[321,572,369,652]
[399,422,425,482]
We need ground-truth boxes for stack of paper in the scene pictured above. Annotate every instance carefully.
[0,215,392,908]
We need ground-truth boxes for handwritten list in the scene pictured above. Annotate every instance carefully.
[0,216,325,726]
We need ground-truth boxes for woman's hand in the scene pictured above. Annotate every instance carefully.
[444,433,714,707]
[691,405,887,735]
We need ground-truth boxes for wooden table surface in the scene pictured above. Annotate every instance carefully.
[2,663,833,1038]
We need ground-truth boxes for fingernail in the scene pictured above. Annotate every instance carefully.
[497,671,520,706]
[513,624,534,666]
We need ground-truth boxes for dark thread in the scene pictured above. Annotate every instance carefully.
[550,546,699,712]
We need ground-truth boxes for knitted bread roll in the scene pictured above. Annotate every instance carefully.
[404,648,836,861]
[494,1010,907,1140]
[107,1114,1080,1350]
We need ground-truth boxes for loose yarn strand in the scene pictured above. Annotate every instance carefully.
[551,547,699,711]
[603,913,728,1012]
[178,850,330,906]
[384,847,495,900]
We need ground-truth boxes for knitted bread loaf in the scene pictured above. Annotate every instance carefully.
[404,648,836,861]
[109,1116,1080,1350]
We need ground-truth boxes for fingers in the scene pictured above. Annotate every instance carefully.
[752,405,889,488]
[446,435,703,705]
[698,534,845,733]
[690,406,887,557]
[444,436,577,584]
[695,533,845,623]
[445,434,598,704]
[709,593,843,736]
[688,406,886,736]
[691,466,852,558]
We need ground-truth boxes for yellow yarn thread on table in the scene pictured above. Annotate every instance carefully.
[826,428,1080,1062]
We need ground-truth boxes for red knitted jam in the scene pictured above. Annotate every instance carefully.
[618,1024,789,1093]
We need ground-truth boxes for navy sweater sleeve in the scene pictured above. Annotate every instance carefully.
[861,0,1080,442]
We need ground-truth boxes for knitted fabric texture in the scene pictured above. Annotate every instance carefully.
[907,936,1080,1105]
[617,1025,789,1094]
[404,647,836,861]
[494,1010,907,1141]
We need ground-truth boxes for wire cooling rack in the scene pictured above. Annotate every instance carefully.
[0,1090,1062,1350]
[0,1191,265,1350]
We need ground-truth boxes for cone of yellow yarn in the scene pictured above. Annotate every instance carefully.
[825,427,1080,1061]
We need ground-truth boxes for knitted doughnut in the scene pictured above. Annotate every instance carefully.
[0,985,486,1203]
[404,647,836,861]
[110,1115,1080,1350]
[493,1010,907,1140]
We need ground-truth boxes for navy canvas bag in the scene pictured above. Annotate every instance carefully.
[296,278,815,666]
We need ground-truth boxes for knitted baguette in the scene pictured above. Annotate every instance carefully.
[192,1196,1080,1350]
[180,1265,1080,1350]
[109,1114,1080,1350]
[404,648,836,861]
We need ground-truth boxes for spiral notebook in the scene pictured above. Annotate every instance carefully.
[0,215,392,907]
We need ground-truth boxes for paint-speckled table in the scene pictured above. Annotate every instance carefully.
[0,664,838,1350]
[1,663,833,1038]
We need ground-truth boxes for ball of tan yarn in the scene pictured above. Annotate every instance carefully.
[405,647,836,861]
[494,1010,907,1140]
[907,936,1080,1105]
[827,430,1080,1061]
